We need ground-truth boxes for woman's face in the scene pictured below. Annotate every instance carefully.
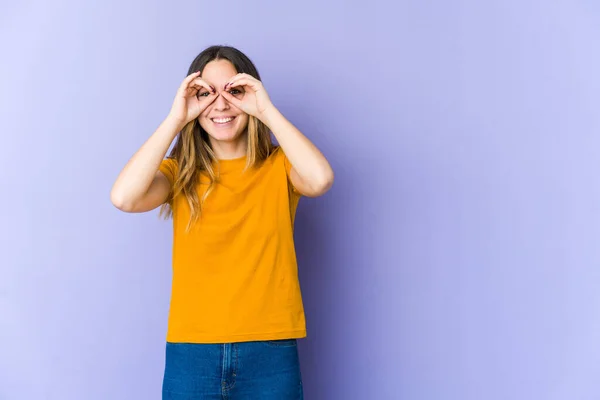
[197,59,249,145]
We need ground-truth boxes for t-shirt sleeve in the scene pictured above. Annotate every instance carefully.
[159,157,178,187]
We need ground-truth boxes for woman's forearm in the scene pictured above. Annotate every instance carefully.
[110,116,182,209]
[261,107,334,193]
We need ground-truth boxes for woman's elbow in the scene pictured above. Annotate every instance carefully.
[309,169,334,197]
[110,188,135,212]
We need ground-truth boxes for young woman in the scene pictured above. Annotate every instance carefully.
[110,45,333,399]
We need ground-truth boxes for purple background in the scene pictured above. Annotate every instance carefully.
[2,1,600,399]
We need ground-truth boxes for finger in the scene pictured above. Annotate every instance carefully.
[199,92,218,108]
[185,81,213,100]
[182,78,214,99]
[187,86,214,101]
[185,83,204,98]
[195,90,219,104]
[223,73,244,88]
[179,71,201,92]
[226,74,258,88]
[225,74,260,90]
[225,77,261,92]
[220,90,244,110]
[190,77,215,93]
[190,85,213,99]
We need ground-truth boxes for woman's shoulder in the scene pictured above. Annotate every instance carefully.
[159,157,179,183]
[266,145,287,163]
[266,145,293,173]
[160,157,178,170]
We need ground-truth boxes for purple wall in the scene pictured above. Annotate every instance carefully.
[2,0,600,399]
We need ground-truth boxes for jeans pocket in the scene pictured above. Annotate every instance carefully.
[262,338,298,347]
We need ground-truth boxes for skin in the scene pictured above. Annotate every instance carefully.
[110,58,334,213]
[195,59,250,159]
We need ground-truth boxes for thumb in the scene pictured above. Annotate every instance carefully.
[221,91,244,110]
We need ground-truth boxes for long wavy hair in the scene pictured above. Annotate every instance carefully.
[159,45,275,231]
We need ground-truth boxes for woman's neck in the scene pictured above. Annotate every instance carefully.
[209,135,248,160]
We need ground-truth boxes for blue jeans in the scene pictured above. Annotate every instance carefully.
[162,339,304,399]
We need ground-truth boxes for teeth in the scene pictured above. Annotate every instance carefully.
[213,117,234,123]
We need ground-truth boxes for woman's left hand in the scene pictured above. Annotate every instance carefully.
[220,73,274,120]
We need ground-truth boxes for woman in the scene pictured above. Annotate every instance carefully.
[110,45,333,399]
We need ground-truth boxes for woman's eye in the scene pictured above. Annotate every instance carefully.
[229,89,242,95]
[197,91,210,97]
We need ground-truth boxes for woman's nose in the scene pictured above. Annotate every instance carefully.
[212,92,230,110]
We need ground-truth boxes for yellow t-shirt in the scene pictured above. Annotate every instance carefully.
[158,146,306,343]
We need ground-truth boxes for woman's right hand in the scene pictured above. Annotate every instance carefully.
[168,71,217,127]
